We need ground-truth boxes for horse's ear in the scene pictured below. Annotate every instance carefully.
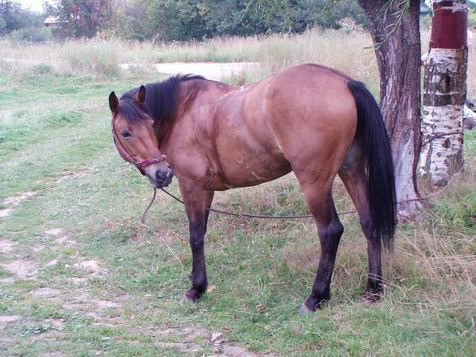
[109,91,119,113]
[138,85,146,105]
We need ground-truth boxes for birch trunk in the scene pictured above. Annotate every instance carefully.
[419,0,468,188]
[358,0,422,216]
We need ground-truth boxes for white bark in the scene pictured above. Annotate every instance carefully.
[420,105,464,185]
[420,48,466,187]
[394,131,420,216]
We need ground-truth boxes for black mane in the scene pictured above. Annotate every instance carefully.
[119,74,205,124]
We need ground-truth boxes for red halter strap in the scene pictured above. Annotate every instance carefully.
[112,121,166,176]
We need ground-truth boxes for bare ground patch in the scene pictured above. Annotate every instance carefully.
[0,191,36,218]
[0,208,12,218]
[0,315,21,326]
[0,239,16,253]
[3,259,37,279]
[31,287,62,298]
[0,277,15,284]
[149,326,262,356]
[56,169,89,183]
[73,260,107,275]
[3,191,36,206]
[45,228,77,247]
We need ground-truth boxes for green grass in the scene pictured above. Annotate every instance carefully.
[0,57,475,355]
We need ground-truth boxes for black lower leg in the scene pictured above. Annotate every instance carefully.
[361,218,383,299]
[185,220,207,301]
[304,219,344,311]
[366,238,383,295]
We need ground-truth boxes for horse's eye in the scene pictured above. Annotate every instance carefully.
[121,130,133,138]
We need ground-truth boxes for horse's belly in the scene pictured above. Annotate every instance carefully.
[207,150,291,191]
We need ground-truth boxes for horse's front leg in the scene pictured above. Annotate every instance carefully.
[179,179,214,302]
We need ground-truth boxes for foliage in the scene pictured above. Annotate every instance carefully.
[469,10,476,27]
[1,0,367,41]
[46,0,112,38]
[0,0,44,35]
[10,26,52,42]
[110,0,367,41]
[108,0,149,41]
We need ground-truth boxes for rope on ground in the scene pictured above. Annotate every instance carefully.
[140,186,445,223]
[139,129,466,223]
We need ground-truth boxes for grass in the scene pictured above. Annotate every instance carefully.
[0,32,475,355]
[3,27,473,98]
[0,29,380,92]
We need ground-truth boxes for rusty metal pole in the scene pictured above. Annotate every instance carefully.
[419,0,468,188]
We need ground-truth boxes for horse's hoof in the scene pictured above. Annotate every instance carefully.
[181,288,203,303]
[181,294,195,304]
[298,303,314,314]
[362,291,381,304]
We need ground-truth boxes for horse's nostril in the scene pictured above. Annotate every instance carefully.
[156,170,171,182]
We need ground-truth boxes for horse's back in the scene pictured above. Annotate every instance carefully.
[183,64,359,190]
[253,64,358,178]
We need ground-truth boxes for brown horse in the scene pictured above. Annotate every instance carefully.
[108,64,396,312]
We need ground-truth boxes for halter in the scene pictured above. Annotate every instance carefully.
[112,120,167,176]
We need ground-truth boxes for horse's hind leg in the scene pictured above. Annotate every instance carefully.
[297,181,344,313]
[339,149,383,301]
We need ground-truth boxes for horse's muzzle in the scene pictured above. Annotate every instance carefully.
[146,165,174,188]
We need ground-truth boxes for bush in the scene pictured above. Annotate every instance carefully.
[10,27,52,42]
[469,11,476,27]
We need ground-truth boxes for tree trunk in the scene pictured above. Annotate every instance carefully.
[419,0,468,188]
[357,0,422,216]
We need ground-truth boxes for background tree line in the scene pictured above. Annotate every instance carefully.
[2,1,475,43]
[1,0,368,41]
[110,0,367,41]
[0,0,43,36]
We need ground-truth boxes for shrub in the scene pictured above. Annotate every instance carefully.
[10,27,52,43]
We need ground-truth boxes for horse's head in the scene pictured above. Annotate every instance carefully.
[109,86,174,188]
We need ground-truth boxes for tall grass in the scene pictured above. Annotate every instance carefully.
[0,29,378,87]
[0,26,472,96]
[0,38,120,77]
[2,27,473,98]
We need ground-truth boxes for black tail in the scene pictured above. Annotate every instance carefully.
[347,80,397,249]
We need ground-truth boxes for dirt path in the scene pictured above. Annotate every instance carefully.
[0,190,264,356]
[2,58,260,81]
[120,62,261,81]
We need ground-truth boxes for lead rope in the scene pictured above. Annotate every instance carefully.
[141,188,157,224]
[140,187,444,223]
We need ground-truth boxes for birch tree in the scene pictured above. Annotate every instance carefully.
[419,0,468,188]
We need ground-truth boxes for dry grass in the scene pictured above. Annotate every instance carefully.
[1,27,473,99]
[0,29,377,88]
[212,152,475,322]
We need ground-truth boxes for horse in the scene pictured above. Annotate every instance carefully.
[108,64,396,313]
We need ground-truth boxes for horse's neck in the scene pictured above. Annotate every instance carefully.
[155,79,209,145]
[161,79,237,143]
